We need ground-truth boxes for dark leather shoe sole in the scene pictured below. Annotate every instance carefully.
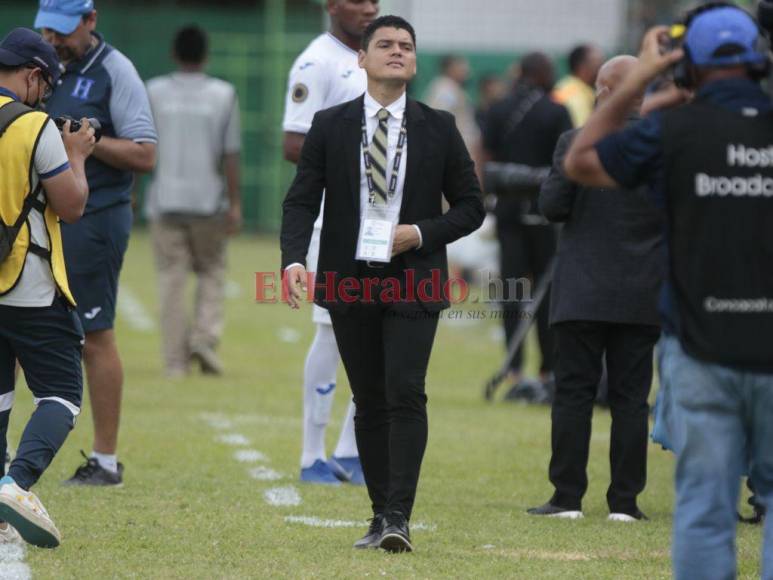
[380,532,413,553]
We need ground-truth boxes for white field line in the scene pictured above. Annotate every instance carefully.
[116,286,156,332]
[234,449,268,463]
[217,433,250,446]
[248,466,284,481]
[225,280,242,300]
[0,544,31,580]
[264,486,302,506]
[277,327,301,344]
[200,414,234,431]
[284,516,436,532]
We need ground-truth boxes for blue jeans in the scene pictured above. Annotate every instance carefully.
[659,335,773,580]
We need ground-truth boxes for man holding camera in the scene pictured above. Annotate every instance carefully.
[0,27,95,547]
[35,0,157,487]
[564,4,773,578]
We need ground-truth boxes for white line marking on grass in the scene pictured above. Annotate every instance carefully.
[285,516,362,528]
[230,414,300,429]
[225,280,242,300]
[217,433,250,446]
[264,486,302,506]
[277,327,301,344]
[284,516,436,532]
[117,286,156,332]
[0,544,31,580]
[248,466,284,481]
[234,449,268,463]
[200,415,234,431]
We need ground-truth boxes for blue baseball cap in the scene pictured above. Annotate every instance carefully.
[35,0,95,36]
[686,6,767,67]
[0,28,62,84]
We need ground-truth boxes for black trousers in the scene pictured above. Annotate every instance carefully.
[497,224,555,373]
[549,321,660,513]
[330,291,439,520]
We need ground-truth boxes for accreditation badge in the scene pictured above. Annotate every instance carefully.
[355,206,398,263]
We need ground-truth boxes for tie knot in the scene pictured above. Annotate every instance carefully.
[377,108,390,122]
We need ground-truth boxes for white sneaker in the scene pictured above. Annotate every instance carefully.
[0,522,21,544]
[608,509,648,522]
[0,479,60,548]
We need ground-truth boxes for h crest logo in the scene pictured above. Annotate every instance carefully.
[71,77,95,101]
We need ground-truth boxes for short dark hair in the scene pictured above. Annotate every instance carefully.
[440,54,463,73]
[173,25,208,65]
[362,15,416,51]
[568,45,592,74]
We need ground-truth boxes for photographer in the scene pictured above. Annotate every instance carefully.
[0,27,95,547]
[564,4,773,578]
[482,53,572,400]
[35,0,157,486]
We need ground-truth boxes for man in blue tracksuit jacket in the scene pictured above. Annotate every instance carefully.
[35,0,157,486]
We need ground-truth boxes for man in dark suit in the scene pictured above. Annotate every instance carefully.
[280,15,484,553]
[528,56,664,521]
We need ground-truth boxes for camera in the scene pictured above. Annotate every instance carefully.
[53,115,102,142]
[483,162,550,197]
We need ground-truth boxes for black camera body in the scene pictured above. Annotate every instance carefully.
[53,115,102,142]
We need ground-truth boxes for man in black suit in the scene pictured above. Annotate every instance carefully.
[528,56,664,521]
[280,15,484,553]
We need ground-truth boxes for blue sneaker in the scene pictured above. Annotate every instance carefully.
[328,456,365,486]
[300,459,341,485]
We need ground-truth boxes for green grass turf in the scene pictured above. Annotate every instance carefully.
[7,230,764,578]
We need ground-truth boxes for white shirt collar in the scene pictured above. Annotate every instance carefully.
[364,91,407,121]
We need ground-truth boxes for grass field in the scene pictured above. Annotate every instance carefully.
[5,230,765,579]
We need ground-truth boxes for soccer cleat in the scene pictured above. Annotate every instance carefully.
[0,476,60,548]
[353,514,384,549]
[0,522,21,544]
[608,509,649,522]
[527,502,584,519]
[379,512,413,553]
[328,456,365,486]
[299,459,341,485]
[190,345,223,375]
[63,451,123,487]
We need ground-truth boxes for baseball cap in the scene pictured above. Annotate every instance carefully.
[0,28,62,84]
[35,0,95,36]
[685,6,767,67]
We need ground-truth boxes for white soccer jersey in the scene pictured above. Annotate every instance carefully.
[283,32,367,232]
[283,32,367,135]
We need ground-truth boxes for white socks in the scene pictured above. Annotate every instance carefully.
[301,324,359,468]
[91,451,118,474]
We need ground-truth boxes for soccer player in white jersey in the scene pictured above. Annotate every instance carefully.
[282,0,379,485]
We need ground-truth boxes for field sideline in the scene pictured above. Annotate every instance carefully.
[5,231,764,579]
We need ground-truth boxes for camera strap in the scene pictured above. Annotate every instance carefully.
[0,100,33,139]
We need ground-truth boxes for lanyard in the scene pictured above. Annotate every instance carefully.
[361,112,407,206]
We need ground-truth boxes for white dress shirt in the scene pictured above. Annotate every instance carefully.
[286,90,422,272]
[360,90,422,250]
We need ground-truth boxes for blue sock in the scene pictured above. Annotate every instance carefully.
[9,401,75,490]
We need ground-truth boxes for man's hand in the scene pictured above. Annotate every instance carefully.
[61,118,96,163]
[628,26,685,90]
[392,224,420,257]
[285,264,308,309]
[226,202,242,236]
[641,83,693,116]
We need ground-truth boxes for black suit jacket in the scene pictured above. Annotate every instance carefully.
[538,128,666,326]
[281,95,485,313]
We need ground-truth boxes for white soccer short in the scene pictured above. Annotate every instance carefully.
[306,227,332,326]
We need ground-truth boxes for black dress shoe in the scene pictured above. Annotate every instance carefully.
[526,501,583,519]
[379,512,412,553]
[353,514,384,549]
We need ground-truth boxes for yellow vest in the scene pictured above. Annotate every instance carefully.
[0,95,76,306]
[553,76,596,128]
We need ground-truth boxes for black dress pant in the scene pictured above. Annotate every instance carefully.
[549,321,660,513]
[497,223,555,374]
[329,272,439,520]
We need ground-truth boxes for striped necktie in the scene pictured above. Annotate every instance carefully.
[369,108,390,205]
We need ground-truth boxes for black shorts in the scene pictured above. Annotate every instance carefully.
[0,297,84,411]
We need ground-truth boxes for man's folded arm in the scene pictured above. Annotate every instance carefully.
[280,112,327,270]
[415,117,486,254]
